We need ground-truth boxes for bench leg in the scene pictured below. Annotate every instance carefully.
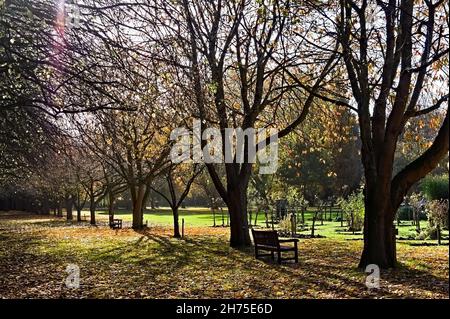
[255,247,259,259]
[271,251,274,260]
[277,251,282,264]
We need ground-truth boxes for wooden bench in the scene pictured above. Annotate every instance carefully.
[251,229,298,264]
[110,218,122,229]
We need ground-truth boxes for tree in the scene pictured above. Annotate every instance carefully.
[78,153,108,225]
[151,164,203,237]
[277,104,362,202]
[147,0,339,247]
[425,199,448,245]
[1,0,138,216]
[324,0,449,267]
[75,107,174,229]
[408,193,424,233]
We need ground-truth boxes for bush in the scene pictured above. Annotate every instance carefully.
[416,227,438,240]
[278,214,296,236]
[425,199,449,229]
[337,190,364,231]
[278,215,291,232]
[421,175,449,200]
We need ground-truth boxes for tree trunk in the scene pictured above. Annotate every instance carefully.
[150,194,156,209]
[227,187,251,247]
[57,201,63,217]
[437,224,441,245]
[89,197,96,225]
[311,212,317,237]
[77,208,82,222]
[416,211,421,232]
[65,196,73,220]
[131,185,146,229]
[108,192,115,225]
[172,206,181,238]
[358,188,397,269]
[265,209,269,228]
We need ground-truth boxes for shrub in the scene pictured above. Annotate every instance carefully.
[337,190,364,231]
[416,226,438,240]
[278,214,296,236]
[421,175,449,200]
[408,193,428,221]
[425,199,449,229]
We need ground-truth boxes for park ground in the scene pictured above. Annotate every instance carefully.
[0,209,448,299]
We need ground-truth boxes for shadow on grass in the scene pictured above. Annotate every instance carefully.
[27,219,101,228]
[1,215,448,299]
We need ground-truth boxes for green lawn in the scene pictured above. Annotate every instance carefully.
[92,207,227,227]
[85,207,448,244]
[88,207,348,228]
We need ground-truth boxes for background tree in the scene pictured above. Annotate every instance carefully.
[151,164,203,237]
[277,104,362,202]
[145,0,339,247]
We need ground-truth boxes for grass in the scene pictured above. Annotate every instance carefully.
[90,207,448,244]
[96,207,225,227]
[0,211,448,299]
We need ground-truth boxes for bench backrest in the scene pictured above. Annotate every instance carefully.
[251,229,279,247]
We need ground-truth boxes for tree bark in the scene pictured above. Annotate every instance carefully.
[359,189,396,268]
[172,206,181,238]
[437,224,441,245]
[227,186,251,247]
[131,185,146,229]
[65,196,73,220]
[89,197,96,225]
[311,211,317,237]
[416,211,421,232]
[108,191,115,225]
